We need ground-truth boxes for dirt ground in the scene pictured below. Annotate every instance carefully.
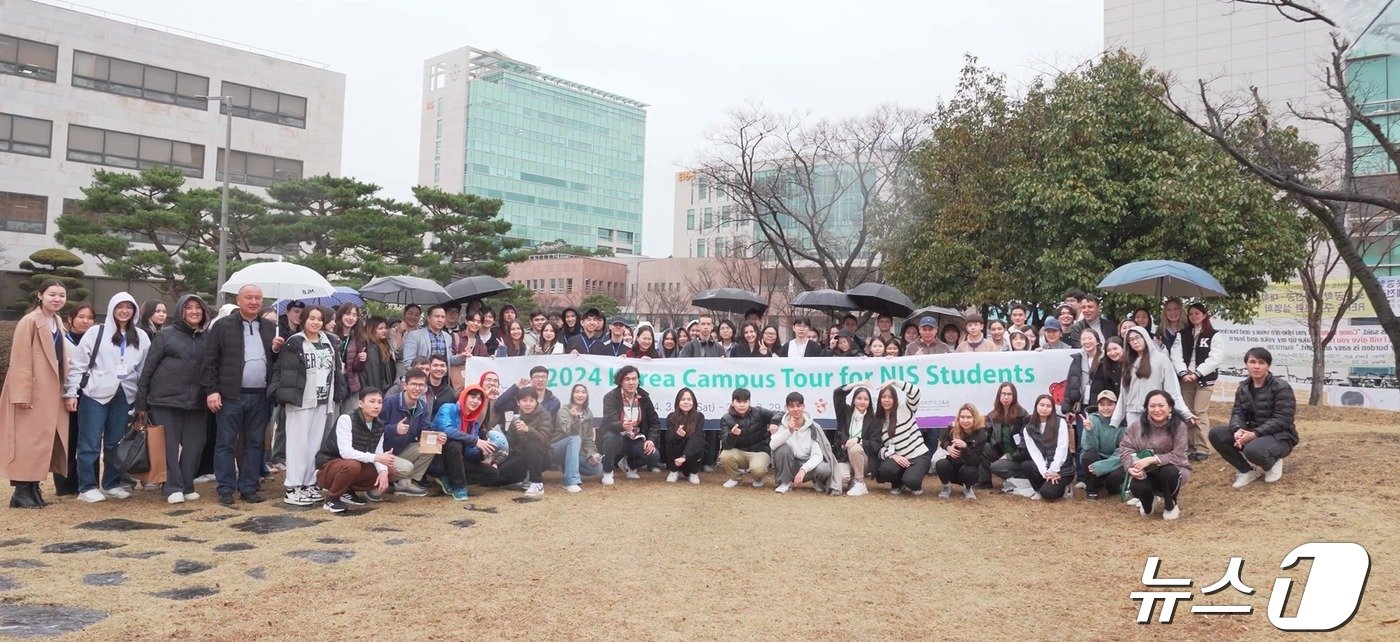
[0,408,1395,641]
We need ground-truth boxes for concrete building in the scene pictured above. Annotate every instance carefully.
[504,253,629,312]
[0,0,346,276]
[672,170,751,260]
[418,47,646,255]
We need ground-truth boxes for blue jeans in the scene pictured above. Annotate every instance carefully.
[214,389,270,497]
[76,391,130,493]
[551,435,603,486]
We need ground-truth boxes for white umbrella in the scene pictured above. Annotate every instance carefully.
[220,262,334,299]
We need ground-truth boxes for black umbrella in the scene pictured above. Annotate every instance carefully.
[360,276,451,305]
[691,288,768,315]
[909,305,967,328]
[790,289,860,312]
[847,283,916,318]
[446,274,511,303]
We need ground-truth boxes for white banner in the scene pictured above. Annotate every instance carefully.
[464,351,1077,429]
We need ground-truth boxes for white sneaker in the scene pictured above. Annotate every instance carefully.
[722,479,740,488]
[601,472,615,486]
[775,483,791,494]
[79,488,106,503]
[1163,504,1181,520]
[563,484,582,493]
[847,481,868,496]
[184,492,200,501]
[624,470,640,480]
[963,487,977,501]
[524,482,544,497]
[1074,481,1086,490]
[890,488,901,496]
[304,486,325,502]
[1030,492,1042,500]
[103,486,131,499]
[166,492,185,504]
[283,487,312,506]
[938,484,952,499]
[911,489,924,496]
[1232,469,1262,489]
[1264,459,1284,483]
[751,480,764,488]
[617,458,631,472]
[666,472,679,483]
[688,474,700,485]
[193,474,216,484]
[1126,497,1142,507]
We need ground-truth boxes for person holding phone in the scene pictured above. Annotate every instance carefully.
[1117,390,1191,520]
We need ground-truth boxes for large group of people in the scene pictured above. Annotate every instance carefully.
[0,283,1298,521]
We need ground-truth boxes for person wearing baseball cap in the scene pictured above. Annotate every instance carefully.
[565,308,607,355]
[1080,389,1126,500]
[1039,317,1071,351]
[594,315,631,357]
[905,316,948,356]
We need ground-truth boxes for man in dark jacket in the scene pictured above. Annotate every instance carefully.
[378,369,435,498]
[717,388,781,488]
[1210,347,1298,488]
[598,365,661,484]
[565,308,607,355]
[680,314,726,358]
[1065,294,1117,349]
[201,285,283,506]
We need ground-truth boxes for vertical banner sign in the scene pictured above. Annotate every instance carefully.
[465,351,1076,428]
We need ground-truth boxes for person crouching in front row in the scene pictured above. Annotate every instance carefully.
[770,392,839,495]
[665,387,706,484]
[315,389,395,513]
[718,388,780,488]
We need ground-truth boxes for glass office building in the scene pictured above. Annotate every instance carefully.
[421,48,646,255]
[1347,1,1400,276]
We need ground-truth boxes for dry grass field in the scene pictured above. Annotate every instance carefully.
[0,407,1395,640]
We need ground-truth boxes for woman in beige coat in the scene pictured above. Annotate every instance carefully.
[0,281,70,508]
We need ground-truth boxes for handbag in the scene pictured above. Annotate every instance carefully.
[115,412,157,474]
[76,325,105,392]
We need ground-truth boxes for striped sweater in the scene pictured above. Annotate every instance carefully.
[878,381,929,459]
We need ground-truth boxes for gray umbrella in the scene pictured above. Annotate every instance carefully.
[909,305,967,328]
[790,289,860,312]
[846,283,916,318]
[446,274,512,303]
[360,275,451,305]
[692,288,768,315]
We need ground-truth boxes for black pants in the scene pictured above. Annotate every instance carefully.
[153,406,209,496]
[441,440,529,488]
[516,436,549,484]
[52,412,92,496]
[1208,425,1293,473]
[876,453,932,492]
[1130,464,1183,514]
[601,432,658,472]
[934,457,979,487]
[196,413,216,477]
[1020,460,1069,500]
[1082,451,1126,497]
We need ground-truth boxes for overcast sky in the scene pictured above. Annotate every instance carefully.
[84,0,1104,256]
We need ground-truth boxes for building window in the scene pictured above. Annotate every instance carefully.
[696,239,707,258]
[714,238,726,258]
[436,119,443,139]
[703,207,713,229]
[429,62,447,91]
[71,51,210,109]
[0,34,58,82]
[0,113,52,157]
[67,125,204,177]
[720,205,732,227]
[433,163,441,184]
[617,230,634,245]
[0,191,46,234]
[598,228,612,241]
[698,180,709,201]
[216,148,303,186]
[220,81,308,128]
[686,209,695,230]
[434,141,442,160]
[566,278,573,292]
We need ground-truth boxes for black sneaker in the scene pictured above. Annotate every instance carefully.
[323,498,347,513]
[1188,451,1209,463]
[240,492,266,504]
[341,493,366,507]
[218,494,235,507]
[365,490,384,503]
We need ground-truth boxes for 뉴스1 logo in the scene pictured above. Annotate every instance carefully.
[1132,542,1370,632]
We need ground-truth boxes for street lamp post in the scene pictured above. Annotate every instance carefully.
[198,95,233,296]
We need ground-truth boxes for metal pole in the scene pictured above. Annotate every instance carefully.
[217,96,232,297]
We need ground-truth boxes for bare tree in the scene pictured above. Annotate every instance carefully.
[694,103,930,293]
[1157,0,1400,373]
[1299,222,1363,403]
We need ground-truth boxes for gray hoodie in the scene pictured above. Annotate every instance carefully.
[65,292,148,404]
